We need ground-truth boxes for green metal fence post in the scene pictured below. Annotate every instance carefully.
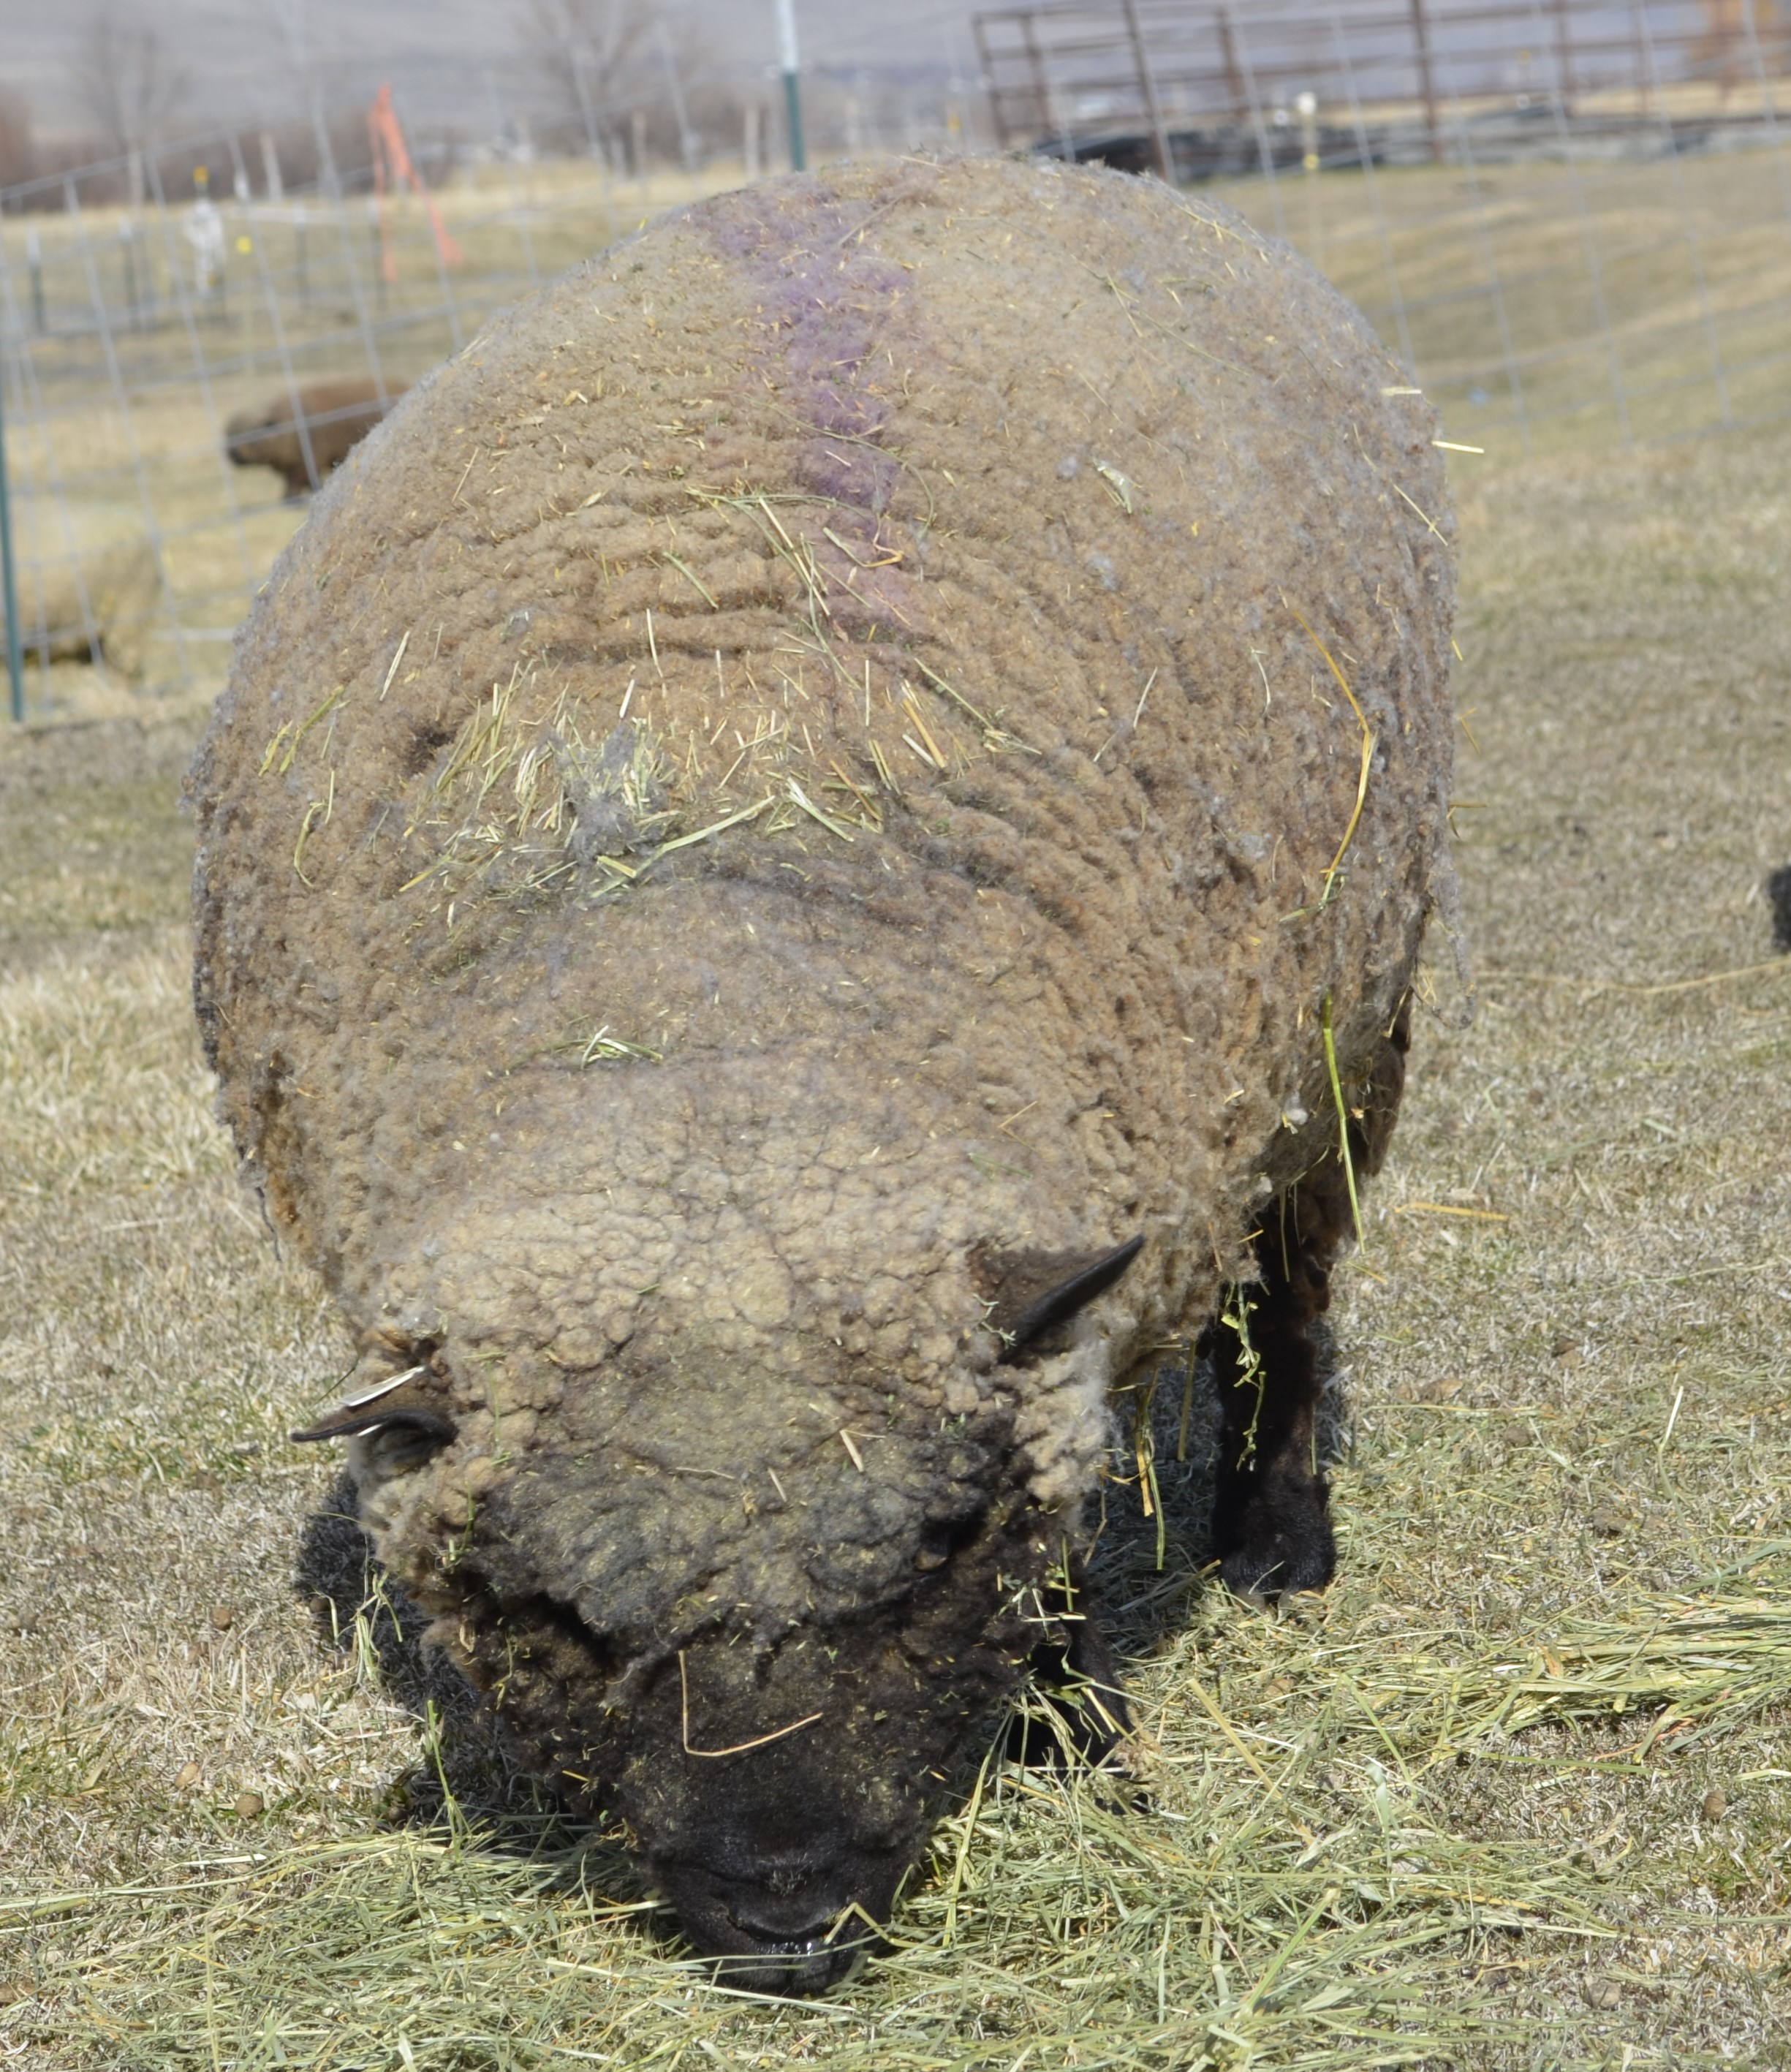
[776,0,806,172]
[0,338,23,725]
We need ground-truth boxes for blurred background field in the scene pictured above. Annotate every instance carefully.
[3,1,1791,2065]
[13,135,1788,724]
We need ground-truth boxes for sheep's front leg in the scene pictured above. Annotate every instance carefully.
[1205,1243,1336,1603]
[1211,1006,1410,1603]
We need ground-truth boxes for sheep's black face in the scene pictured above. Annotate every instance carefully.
[613,1520,1042,1995]
[435,1445,1048,1993]
[347,1244,1146,1993]
[431,1241,1148,1989]
[406,1401,1053,1994]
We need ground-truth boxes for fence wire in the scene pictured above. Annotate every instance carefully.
[0,113,659,717]
[3,7,1790,718]
[991,0,1791,459]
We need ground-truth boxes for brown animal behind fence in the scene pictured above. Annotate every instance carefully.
[224,381,405,499]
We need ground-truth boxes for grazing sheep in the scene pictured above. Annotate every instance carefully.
[2,504,160,681]
[191,156,1456,1992]
[224,380,403,499]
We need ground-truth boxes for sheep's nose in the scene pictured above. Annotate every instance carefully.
[727,1902,841,1951]
[721,1904,865,1992]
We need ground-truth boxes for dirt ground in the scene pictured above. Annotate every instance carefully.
[1,409,1789,2064]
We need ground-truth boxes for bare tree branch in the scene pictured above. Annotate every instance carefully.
[69,7,192,156]
[519,0,663,143]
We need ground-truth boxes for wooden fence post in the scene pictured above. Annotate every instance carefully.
[1120,0,1175,181]
[1219,7,1248,123]
[972,12,1010,150]
[1553,0,1578,115]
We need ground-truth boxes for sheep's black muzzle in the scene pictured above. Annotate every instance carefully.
[653,1843,901,1997]
[713,1922,869,1996]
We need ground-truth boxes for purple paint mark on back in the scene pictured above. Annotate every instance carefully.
[696,179,915,516]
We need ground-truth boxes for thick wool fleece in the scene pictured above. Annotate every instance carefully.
[192,156,1453,1720]
[6,501,161,680]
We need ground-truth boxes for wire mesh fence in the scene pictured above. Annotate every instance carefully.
[977,0,1791,458]
[4,1,1790,720]
[976,0,1791,162]
[0,105,727,721]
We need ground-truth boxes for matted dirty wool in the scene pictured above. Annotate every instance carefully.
[190,155,1454,1765]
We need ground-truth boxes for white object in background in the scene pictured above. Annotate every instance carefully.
[186,198,225,292]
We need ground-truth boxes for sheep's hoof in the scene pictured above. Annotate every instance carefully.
[1215,1482,1336,1606]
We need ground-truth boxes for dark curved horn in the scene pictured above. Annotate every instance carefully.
[289,1404,455,1445]
[289,1365,455,1445]
[973,1234,1145,1361]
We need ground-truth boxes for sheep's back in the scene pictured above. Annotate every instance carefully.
[192,155,1454,1364]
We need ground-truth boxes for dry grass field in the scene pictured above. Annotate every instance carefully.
[4,160,1791,2072]
[1223,142,1791,453]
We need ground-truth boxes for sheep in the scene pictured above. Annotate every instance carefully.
[224,380,403,499]
[2,504,159,681]
[190,155,1457,1994]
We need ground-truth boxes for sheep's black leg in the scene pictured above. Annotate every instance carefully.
[1205,1196,1343,1603]
[1768,863,1791,952]
[1209,1003,1412,1604]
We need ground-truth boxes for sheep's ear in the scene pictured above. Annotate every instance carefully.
[974,1235,1145,1361]
[289,1366,455,1447]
